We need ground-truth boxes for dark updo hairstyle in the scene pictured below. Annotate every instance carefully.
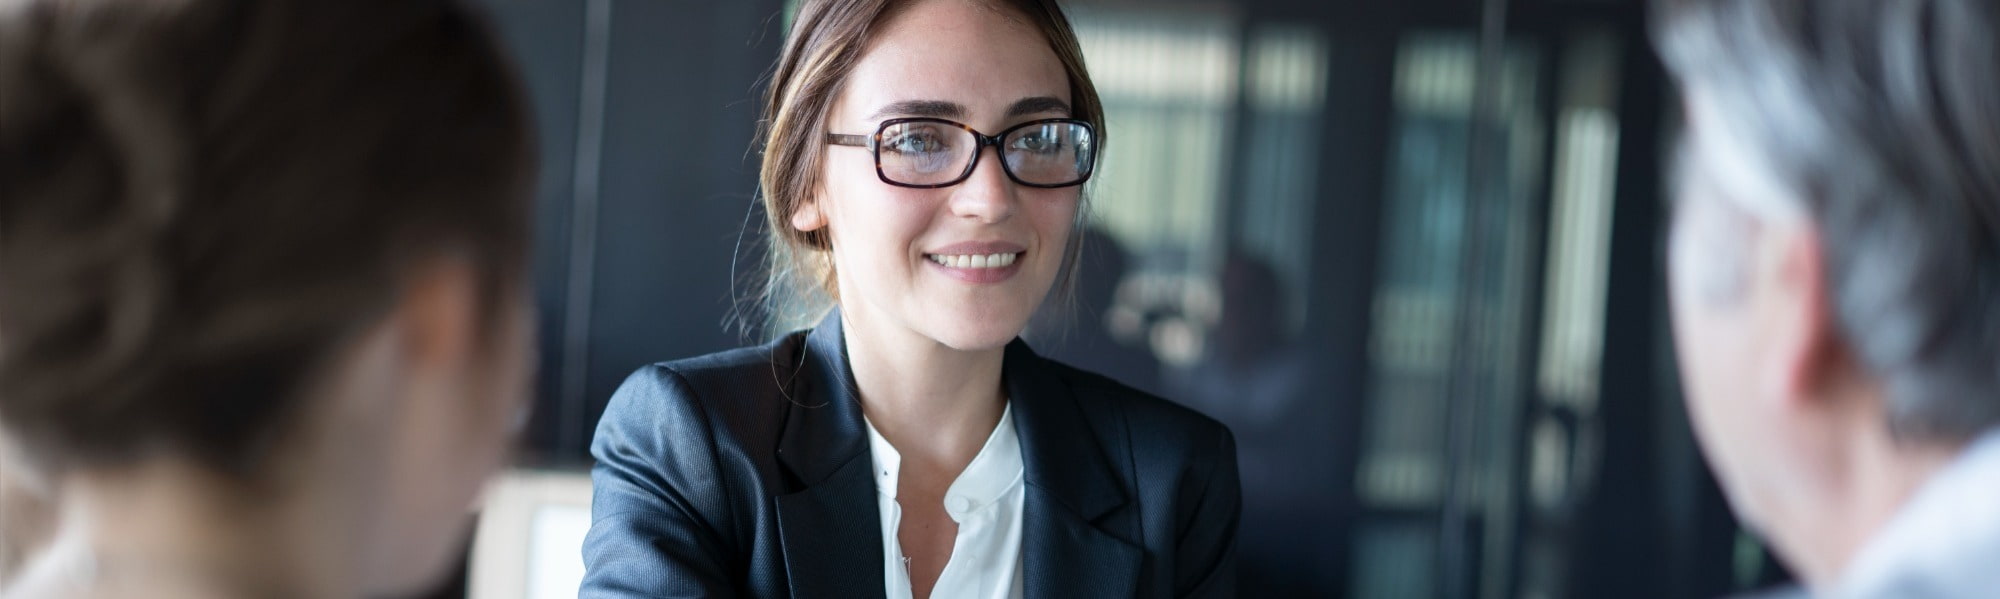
[0,0,535,476]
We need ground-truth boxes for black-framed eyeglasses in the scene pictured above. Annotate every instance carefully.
[827,117,1097,189]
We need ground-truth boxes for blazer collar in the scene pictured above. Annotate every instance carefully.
[774,310,868,486]
[773,310,1139,598]
[1005,340,1142,599]
[775,311,1130,513]
[773,311,884,598]
[1003,340,1128,521]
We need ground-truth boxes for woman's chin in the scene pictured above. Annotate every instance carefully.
[924,320,1029,353]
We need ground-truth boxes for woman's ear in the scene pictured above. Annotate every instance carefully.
[395,256,481,375]
[791,193,829,232]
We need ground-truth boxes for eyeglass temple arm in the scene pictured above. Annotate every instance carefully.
[827,133,872,147]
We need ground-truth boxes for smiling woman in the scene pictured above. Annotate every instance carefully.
[579,1,1240,599]
[753,0,1106,337]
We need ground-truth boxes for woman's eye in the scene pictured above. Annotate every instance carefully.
[884,132,948,155]
[1011,131,1064,154]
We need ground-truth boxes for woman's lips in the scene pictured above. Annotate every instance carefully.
[925,252,1019,269]
[926,240,1027,256]
[923,247,1026,284]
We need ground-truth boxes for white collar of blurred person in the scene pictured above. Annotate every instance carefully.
[1829,428,2000,599]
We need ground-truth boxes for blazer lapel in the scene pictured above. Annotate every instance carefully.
[774,313,887,599]
[1007,341,1143,599]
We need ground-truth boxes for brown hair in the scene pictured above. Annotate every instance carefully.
[0,0,534,475]
[750,0,1104,335]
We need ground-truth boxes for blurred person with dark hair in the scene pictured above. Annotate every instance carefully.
[1657,0,2000,596]
[0,0,536,597]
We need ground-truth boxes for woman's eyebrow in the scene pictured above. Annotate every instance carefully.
[1005,96,1071,118]
[869,99,965,120]
[866,97,1072,122]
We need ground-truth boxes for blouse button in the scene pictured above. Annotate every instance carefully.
[949,496,975,514]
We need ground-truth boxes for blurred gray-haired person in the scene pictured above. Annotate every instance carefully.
[1657,0,2000,597]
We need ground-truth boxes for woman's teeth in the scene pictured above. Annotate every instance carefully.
[927,252,1019,269]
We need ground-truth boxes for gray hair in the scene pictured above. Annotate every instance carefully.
[1655,0,2000,443]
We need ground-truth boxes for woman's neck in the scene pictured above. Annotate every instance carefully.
[839,310,1008,466]
[6,460,356,599]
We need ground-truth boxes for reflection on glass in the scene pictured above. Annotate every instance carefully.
[1358,30,1546,599]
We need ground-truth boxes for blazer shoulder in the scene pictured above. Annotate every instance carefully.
[1041,357,1233,446]
[632,331,806,402]
[593,334,808,457]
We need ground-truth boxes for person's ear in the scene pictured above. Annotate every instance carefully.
[791,193,829,233]
[1760,225,1842,403]
[394,255,482,377]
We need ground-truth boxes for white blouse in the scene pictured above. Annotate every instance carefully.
[863,403,1027,599]
[1834,429,2000,599]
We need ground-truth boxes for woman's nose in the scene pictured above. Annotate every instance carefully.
[948,146,1019,223]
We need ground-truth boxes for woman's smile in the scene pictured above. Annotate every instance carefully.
[923,240,1028,284]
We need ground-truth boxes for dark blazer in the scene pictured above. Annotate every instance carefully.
[580,313,1241,598]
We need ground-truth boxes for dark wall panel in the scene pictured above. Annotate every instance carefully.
[480,0,784,461]
[478,0,585,457]
[578,0,786,457]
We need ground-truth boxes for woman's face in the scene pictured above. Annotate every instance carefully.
[799,0,1081,351]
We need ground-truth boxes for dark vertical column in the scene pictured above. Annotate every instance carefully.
[557,0,614,464]
[1438,1,1511,595]
[576,0,787,458]
[1303,10,1404,598]
[1497,15,1565,599]
[480,0,787,463]
[476,0,586,460]
[1570,26,1669,599]
[1301,11,1398,439]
